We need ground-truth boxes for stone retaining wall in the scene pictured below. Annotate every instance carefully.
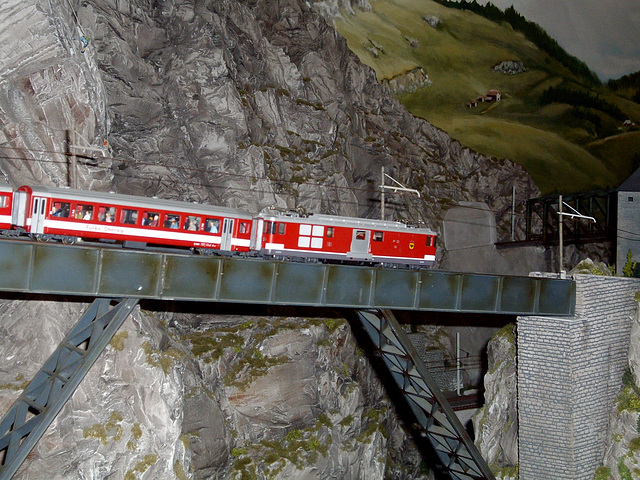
[518,274,640,480]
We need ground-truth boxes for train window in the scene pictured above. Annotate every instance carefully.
[326,227,333,238]
[0,196,7,208]
[355,230,366,240]
[75,204,94,220]
[98,206,116,222]
[164,214,180,229]
[299,224,312,236]
[278,223,286,235]
[428,236,436,247]
[204,218,220,233]
[373,231,384,242]
[142,211,159,227]
[121,208,138,224]
[184,216,201,231]
[239,221,250,234]
[264,221,277,235]
[51,202,70,218]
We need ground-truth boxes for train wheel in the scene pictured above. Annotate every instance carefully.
[34,234,50,242]
[62,236,76,245]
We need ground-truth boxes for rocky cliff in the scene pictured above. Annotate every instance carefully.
[472,324,519,480]
[1,301,431,479]
[596,297,640,480]
[0,0,540,477]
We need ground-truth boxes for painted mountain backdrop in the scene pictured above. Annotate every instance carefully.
[330,0,640,194]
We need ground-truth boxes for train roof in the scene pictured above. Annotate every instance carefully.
[259,211,436,235]
[0,181,11,192]
[19,185,253,219]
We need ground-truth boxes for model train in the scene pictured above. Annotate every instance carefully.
[0,181,437,267]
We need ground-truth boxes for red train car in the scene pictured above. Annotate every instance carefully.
[252,211,437,266]
[11,185,253,252]
[0,181,13,230]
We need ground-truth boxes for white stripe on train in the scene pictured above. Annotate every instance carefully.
[261,245,435,262]
[43,219,250,248]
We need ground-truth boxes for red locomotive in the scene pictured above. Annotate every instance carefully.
[2,183,437,267]
[253,211,436,266]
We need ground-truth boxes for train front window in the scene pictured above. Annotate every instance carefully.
[184,216,201,231]
[51,202,70,218]
[373,231,384,242]
[264,221,277,235]
[121,208,138,224]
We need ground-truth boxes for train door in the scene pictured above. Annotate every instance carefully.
[220,218,235,251]
[350,229,370,255]
[30,197,47,234]
[250,218,264,251]
[11,190,28,227]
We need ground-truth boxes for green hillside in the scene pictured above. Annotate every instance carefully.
[335,0,640,194]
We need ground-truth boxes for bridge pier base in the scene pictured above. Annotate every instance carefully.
[517,274,640,480]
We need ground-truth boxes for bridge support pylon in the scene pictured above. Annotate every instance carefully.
[354,309,495,480]
[0,298,139,480]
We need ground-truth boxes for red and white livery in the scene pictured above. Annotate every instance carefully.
[252,210,437,266]
[10,185,253,252]
[0,181,13,230]
[2,183,438,267]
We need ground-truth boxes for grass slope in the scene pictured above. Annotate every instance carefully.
[335,0,639,194]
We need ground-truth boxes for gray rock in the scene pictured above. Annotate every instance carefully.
[422,15,440,28]
[599,301,640,479]
[492,60,526,75]
[472,325,518,474]
[383,67,431,94]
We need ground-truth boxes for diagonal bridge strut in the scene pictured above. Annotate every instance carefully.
[354,309,496,480]
[0,298,139,480]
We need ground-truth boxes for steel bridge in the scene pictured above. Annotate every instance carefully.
[0,240,576,480]
[524,190,616,246]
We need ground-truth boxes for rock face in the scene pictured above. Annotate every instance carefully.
[1,303,428,479]
[0,301,188,479]
[472,324,519,479]
[0,0,541,477]
[383,67,432,94]
[597,300,640,480]
[491,60,526,75]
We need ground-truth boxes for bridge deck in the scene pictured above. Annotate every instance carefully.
[0,240,575,315]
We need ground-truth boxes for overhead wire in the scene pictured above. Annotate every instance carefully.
[5,150,640,240]
[0,145,534,217]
